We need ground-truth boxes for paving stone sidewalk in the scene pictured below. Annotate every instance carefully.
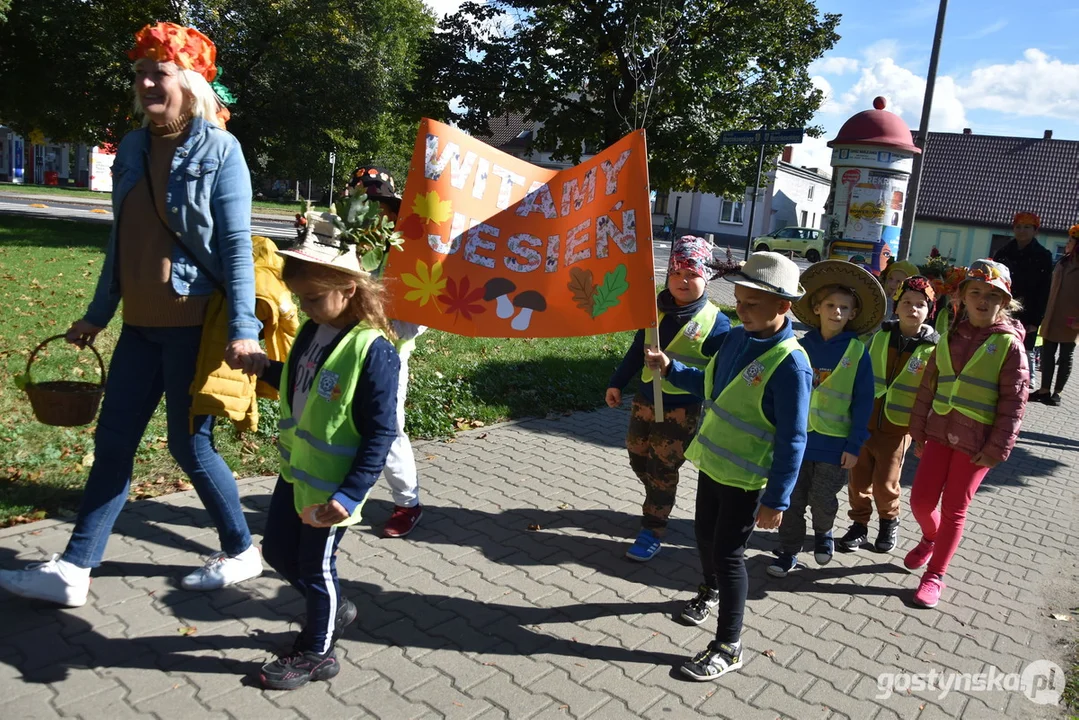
[1,394,1076,719]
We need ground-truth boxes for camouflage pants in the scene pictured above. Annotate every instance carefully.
[625,395,702,536]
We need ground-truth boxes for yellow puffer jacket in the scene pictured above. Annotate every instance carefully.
[188,236,299,432]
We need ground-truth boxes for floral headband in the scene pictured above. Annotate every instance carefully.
[893,275,936,311]
[130,22,217,81]
[1012,211,1041,229]
[1068,224,1079,240]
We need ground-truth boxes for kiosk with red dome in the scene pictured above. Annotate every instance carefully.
[824,97,921,275]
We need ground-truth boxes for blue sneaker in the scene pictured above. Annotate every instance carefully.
[625,529,661,562]
[767,552,797,577]
[814,532,835,566]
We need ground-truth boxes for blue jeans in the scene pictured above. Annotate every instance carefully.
[62,325,252,568]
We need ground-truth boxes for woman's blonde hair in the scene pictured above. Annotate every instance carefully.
[281,257,396,341]
[132,60,222,125]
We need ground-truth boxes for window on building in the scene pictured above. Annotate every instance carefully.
[811,212,816,228]
[653,191,669,215]
[801,210,808,227]
[808,185,815,200]
[720,199,744,224]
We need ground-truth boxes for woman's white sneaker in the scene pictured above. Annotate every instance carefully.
[181,545,263,590]
[0,554,90,607]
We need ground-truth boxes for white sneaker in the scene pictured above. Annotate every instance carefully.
[0,554,90,607]
[181,545,263,590]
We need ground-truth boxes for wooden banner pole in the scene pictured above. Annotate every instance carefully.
[640,129,664,422]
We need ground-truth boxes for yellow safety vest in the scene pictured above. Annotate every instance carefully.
[685,337,806,491]
[933,332,1011,425]
[869,330,936,427]
[641,302,722,395]
[278,323,383,526]
[808,339,865,438]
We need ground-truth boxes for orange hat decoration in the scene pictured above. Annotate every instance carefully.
[129,22,218,83]
[1012,211,1041,229]
[1068,224,1079,239]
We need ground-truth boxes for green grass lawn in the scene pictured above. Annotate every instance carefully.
[1,214,733,526]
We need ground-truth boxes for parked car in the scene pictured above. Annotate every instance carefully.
[752,226,824,262]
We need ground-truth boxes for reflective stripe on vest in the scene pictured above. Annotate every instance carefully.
[641,301,722,395]
[868,330,936,427]
[808,338,864,438]
[279,323,384,526]
[931,331,1011,425]
[684,337,805,492]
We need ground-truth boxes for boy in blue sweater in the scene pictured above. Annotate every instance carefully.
[607,236,730,561]
[645,252,812,682]
[769,261,884,577]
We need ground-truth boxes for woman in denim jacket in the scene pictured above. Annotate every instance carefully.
[0,23,266,607]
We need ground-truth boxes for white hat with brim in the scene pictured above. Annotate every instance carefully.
[959,258,1013,302]
[276,212,366,277]
[792,260,887,335]
[724,251,805,300]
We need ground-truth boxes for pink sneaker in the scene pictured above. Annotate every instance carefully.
[903,537,935,570]
[913,572,945,608]
[383,505,423,538]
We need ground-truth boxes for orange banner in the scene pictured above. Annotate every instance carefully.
[383,119,657,337]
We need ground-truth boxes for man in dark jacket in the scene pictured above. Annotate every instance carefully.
[993,211,1054,376]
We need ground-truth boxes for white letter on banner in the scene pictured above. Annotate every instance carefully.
[425,135,477,188]
[472,158,490,200]
[600,150,631,195]
[465,221,498,268]
[428,212,467,255]
[516,181,558,218]
[505,234,543,273]
[596,207,637,258]
[492,165,526,209]
[564,219,592,267]
[560,168,597,217]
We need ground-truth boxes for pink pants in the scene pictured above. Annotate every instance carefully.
[909,440,991,576]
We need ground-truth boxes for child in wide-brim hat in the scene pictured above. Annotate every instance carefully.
[606,235,731,562]
[643,251,813,683]
[254,224,400,691]
[769,261,883,578]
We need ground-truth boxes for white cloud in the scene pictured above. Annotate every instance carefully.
[809,56,860,76]
[957,19,1008,41]
[811,75,848,116]
[958,49,1079,118]
[838,57,968,132]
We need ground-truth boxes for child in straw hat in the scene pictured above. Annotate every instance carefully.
[645,251,812,682]
[769,261,883,578]
[255,212,400,690]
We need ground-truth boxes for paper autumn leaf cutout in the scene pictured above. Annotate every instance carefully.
[397,213,426,241]
[592,264,630,317]
[401,259,447,308]
[568,268,598,313]
[437,275,487,323]
[412,191,453,227]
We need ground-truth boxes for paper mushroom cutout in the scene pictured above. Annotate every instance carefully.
[484,277,517,319]
[510,290,547,331]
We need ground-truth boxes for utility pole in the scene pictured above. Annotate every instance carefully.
[898,0,948,260]
[744,139,767,260]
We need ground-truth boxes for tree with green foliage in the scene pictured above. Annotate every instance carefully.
[0,0,438,190]
[424,0,840,196]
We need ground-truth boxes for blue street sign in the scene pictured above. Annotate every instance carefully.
[764,128,805,144]
[720,130,762,146]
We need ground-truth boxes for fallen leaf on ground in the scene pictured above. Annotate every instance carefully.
[178,626,197,636]
[527,524,541,531]
[762,649,776,659]
[1050,613,1071,621]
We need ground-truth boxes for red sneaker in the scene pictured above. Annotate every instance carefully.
[903,537,934,571]
[383,505,423,538]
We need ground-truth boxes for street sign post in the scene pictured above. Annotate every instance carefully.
[721,127,806,257]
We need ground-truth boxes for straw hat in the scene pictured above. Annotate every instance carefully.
[276,211,365,276]
[792,260,886,335]
[725,251,805,300]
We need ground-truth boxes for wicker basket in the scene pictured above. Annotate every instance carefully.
[23,335,106,427]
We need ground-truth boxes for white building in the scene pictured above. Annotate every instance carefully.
[652,148,831,249]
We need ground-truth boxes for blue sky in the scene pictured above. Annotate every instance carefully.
[792,0,1079,172]
[426,1,1079,175]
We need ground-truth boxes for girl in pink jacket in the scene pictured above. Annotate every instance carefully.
[906,259,1029,609]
